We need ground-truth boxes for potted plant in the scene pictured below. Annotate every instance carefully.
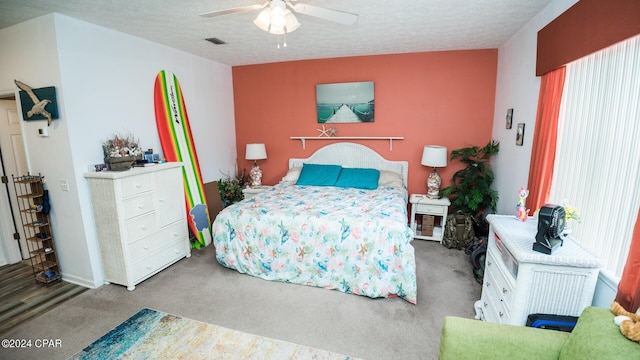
[218,169,250,207]
[441,140,500,238]
[102,133,143,171]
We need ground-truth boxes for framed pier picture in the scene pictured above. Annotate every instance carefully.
[316,81,374,123]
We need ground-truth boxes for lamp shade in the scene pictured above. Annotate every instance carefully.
[421,145,447,168]
[246,143,267,160]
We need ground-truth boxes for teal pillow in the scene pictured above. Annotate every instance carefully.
[335,168,380,190]
[295,164,342,186]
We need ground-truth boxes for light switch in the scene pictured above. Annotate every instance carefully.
[60,179,69,192]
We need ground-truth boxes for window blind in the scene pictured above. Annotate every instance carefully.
[550,34,640,276]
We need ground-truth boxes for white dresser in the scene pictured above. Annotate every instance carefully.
[475,215,601,326]
[85,163,190,290]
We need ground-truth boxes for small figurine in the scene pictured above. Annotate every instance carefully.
[516,187,529,221]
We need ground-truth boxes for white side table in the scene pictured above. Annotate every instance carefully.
[409,194,450,242]
[242,185,272,199]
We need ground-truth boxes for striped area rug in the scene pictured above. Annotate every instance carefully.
[69,308,359,359]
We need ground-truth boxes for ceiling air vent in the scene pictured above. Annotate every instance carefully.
[205,37,226,45]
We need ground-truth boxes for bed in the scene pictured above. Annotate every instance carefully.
[211,143,417,303]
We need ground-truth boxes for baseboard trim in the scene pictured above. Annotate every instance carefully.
[61,272,100,289]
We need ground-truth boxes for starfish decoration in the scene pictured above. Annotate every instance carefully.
[328,126,338,137]
[316,124,330,137]
[14,80,53,126]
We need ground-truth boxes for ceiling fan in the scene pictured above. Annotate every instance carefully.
[199,0,358,36]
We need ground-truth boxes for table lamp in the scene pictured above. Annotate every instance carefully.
[246,143,267,187]
[421,145,447,198]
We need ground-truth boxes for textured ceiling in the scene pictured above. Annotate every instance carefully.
[0,0,552,66]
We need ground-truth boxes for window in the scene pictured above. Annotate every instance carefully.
[549,34,640,276]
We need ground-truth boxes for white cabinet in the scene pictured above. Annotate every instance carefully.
[409,195,450,241]
[475,215,601,326]
[85,163,190,290]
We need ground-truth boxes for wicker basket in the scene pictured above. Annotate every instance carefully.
[105,155,140,171]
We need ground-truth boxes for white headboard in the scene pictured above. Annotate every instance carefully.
[289,142,409,188]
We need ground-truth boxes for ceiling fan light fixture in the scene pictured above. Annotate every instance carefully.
[254,3,300,35]
[253,7,271,32]
[284,10,301,32]
[270,5,286,27]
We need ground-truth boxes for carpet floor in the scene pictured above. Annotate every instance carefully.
[3,240,481,359]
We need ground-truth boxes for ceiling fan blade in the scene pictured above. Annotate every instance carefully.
[289,3,358,25]
[199,3,266,18]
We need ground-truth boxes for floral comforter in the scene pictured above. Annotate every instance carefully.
[212,182,417,304]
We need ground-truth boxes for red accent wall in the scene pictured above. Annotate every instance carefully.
[232,50,497,197]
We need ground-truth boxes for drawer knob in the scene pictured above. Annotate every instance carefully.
[144,246,149,250]
[138,204,144,209]
[499,311,504,317]
[140,225,147,230]
[136,184,142,188]
[483,302,487,308]
[486,281,491,287]
[175,249,179,254]
[173,232,178,236]
[502,288,508,294]
[487,261,492,266]
[159,198,165,203]
[146,265,151,269]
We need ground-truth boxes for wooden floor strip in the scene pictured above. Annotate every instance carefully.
[0,262,88,336]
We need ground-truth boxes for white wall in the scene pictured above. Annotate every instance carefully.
[491,0,618,307]
[492,0,579,216]
[0,13,237,288]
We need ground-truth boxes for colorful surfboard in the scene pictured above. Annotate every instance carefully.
[154,70,211,247]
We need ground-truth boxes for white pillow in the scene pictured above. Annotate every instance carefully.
[281,166,302,182]
[378,170,404,188]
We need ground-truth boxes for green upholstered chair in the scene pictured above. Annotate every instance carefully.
[439,307,639,359]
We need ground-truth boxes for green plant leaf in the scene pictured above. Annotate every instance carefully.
[444,140,499,215]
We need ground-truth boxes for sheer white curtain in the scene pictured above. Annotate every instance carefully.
[550,34,640,276]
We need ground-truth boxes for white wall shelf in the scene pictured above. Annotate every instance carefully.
[290,136,404,150]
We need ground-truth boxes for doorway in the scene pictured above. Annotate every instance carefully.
[0,97,30,264]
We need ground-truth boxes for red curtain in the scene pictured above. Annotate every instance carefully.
[526,67,566,212]
[615,209,640,312]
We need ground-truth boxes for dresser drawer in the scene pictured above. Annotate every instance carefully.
[481,288,511,324]
[414,203,444,214]
[131,241,188,282]
[126,212,157,242]
[121,173,153,197]
[484,252,514,310]
[128,221,188,261]
[485,267,512,318]
[123,193,155,219]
